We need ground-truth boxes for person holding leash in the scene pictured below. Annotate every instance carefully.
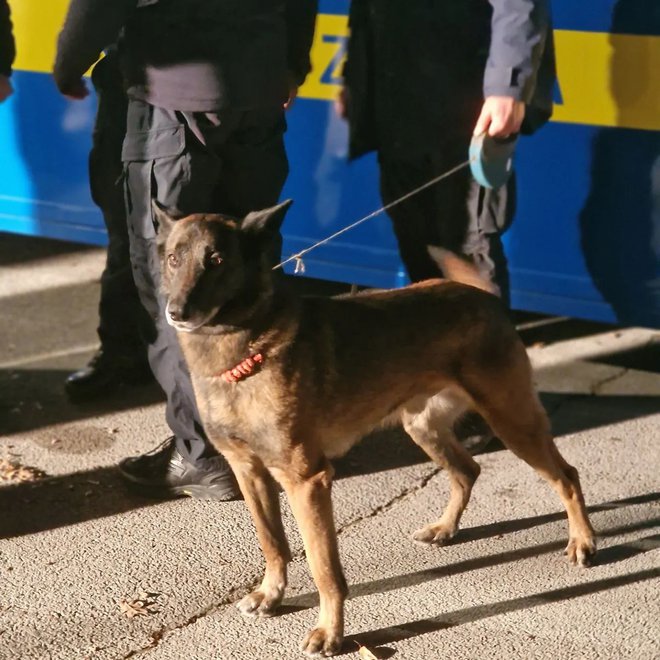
[0,0,15,103]
[54,0,317,500]
[338,0,556,304]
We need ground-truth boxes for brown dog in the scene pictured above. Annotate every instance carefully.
[153,200,596,657]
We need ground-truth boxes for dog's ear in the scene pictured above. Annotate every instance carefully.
[242,199,293,235]
[152,200,177,242]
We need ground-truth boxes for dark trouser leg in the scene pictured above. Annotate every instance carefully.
[464,172,516,307]
[379,154,471,282]
[123,145,216,465]
[122,101,288,468]
[379,150,515,303]
[90,55,149,357]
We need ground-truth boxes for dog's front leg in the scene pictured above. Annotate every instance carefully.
[223,449,291,617]
[273,459,347,657]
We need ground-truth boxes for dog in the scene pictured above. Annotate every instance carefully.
[153,199,596,657]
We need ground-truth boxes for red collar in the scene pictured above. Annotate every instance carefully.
[220,353,263,383]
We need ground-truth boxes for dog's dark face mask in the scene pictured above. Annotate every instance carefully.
[153,199,292,333]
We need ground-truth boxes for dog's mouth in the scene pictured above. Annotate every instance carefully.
[165,301,219,333]
[165,288,269,333]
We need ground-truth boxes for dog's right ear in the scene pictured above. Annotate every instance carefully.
[152,200,177,243]
[242,199,293,235]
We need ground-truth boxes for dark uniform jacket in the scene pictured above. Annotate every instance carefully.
[344,0,556,159]
[53,0,317,111]
[0,0,16,77]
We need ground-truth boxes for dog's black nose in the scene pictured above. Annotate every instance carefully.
[168,304,184,322]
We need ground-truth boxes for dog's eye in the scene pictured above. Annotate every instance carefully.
[209,252,223,267]
[168,253,179,268]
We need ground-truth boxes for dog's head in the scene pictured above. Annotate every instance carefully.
[153,199,292,333]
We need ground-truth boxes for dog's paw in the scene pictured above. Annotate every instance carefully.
[564,536,597,567]
[412,523,457,546]
[236,588,282,618]
[301,626,343,657]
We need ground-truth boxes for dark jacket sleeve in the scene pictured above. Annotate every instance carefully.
[53,0,134,91]
[484,0,552,103]
[285,0,318,86]
[0,0,16,77]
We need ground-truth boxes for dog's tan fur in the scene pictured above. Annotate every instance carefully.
[154,200,596,657]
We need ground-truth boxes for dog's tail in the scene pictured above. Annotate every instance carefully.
[427,245,499,296]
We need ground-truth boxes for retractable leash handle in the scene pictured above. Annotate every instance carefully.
[469,132,518,189]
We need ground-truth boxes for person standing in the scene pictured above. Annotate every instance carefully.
[0,0,15,102]
[54,0,318,499]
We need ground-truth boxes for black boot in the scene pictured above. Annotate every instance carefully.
[65,348,153,402]
[118,437,239,501]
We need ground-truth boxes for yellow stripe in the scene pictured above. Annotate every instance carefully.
[9,0,70,74]
[553,30,660,131]
[9,3,660,132]
[298,14,348,102]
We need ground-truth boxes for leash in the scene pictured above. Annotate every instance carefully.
[272,157,474,274]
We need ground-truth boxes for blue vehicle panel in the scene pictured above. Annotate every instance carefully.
[1,1,658,327]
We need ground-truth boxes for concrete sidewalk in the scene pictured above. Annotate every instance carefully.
[1,234,658,660]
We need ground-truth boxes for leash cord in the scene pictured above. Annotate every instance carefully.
[273,157,474,273]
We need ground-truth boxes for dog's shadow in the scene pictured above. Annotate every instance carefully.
[277,491,659,655]
[334,426,430,479]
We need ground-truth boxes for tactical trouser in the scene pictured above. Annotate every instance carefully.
[122,98,288,467]
[379,145,516,306]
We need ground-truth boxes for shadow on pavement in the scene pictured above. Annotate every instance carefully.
[0,368,165,436]
[0,464,166,540]
[282,491,660,614]
[345,566,659,652]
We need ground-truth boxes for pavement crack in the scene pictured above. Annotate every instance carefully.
[590,366,628,394]
[544,395,570,419]
[120,582,260,659]
[337,465,441,537]
[545,364,629,423]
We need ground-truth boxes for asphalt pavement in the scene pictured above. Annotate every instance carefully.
[0,233,658,660]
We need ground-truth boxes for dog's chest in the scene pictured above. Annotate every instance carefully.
[192,372,285,457]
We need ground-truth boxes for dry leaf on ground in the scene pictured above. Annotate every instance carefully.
[118,592,160,618]
[0,458,46,484]
[355,642,379,659]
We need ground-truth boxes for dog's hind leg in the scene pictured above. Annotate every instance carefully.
[402,391,482,546]
[272,454,347,657]
[222,448,292,618]
[465,361,597,567]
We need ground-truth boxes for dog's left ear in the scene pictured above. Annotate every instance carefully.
[242,199,293,235]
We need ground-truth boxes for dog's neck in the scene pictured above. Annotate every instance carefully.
[177,287,299,379]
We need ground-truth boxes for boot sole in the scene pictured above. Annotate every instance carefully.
[119,469,239,502]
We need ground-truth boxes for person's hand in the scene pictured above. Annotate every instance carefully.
[56,77,90,101]
[474,96,525,138]
[283,85,298,110]
[334,87,349,120]
[0,75,13,103]
[283,72,298,110]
